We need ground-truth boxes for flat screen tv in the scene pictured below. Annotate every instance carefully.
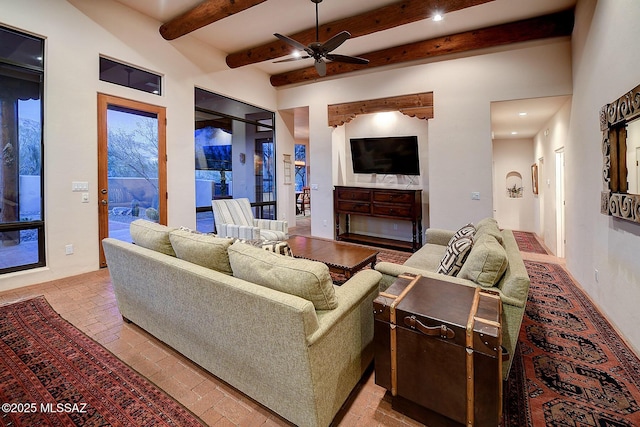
[350,136,420,175]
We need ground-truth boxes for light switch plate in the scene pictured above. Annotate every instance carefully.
[72,181,89,192]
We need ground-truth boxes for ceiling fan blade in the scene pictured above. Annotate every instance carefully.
[274,33,309,53]
[325,54,369,65]
[321,31,351,53]
[273,56,311,63]
[315,59,327,77]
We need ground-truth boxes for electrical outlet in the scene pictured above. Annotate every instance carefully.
[594,269,599,283]
[65,244,74,255]
[471,192,480,200]
[393,223,398,230]
[81,193,89,203]
[323,219,327,227]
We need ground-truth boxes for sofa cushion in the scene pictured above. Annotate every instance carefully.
[404,243,448,272]
[169,229,233,275]
[474,217,503,245]
[130,219,177,256]
[436,236,473,276]
[232,238,293,257]
[457,234,508,287]
[228,242,337,310]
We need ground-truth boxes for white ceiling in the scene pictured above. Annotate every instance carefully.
[112,0,576,138]
[491,95,571,140]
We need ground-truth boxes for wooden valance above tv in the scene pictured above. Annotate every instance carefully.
[327,92,434,127]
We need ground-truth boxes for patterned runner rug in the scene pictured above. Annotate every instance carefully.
[512,230,549,254]
[504,261,640,426]
[0,296,205,427]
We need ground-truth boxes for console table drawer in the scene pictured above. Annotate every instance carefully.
[336,188,370,202]
[337,201,371,214]
[372,204,413,218]
[373,191,415,204]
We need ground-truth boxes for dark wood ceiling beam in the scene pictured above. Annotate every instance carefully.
[160,0,268,40]
[225,0,494,68]
[270,9,574,87]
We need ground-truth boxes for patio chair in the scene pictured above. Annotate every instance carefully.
[211,198,288,241]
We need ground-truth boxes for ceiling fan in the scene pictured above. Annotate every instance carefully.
[273,0,369,77]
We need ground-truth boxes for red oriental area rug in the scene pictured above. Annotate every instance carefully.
[0,296,205,427]
[512,230,549,254]
[504,261,640,426]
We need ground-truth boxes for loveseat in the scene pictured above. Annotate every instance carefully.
[102,220,382,427]
[374,218,530,379]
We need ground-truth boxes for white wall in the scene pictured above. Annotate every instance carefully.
[336,112,429,242]
[278,40,573,237]
[0,0,276,291]
[492,138,535,232]
[533,98,572,254]
[566,0,640,354]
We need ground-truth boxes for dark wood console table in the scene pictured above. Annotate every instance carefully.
[334,186,422,252]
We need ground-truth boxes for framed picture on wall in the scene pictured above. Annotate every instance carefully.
[531,163,539,195]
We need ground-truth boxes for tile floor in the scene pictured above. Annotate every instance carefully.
[0,225,562,426]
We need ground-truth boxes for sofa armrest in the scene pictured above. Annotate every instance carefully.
[253,218,288,233]
[307,269,381,345]
[425,228,455,246]
[217,223,260,240]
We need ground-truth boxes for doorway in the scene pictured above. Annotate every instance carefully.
[555,148,565,257]
[97,94,167,267]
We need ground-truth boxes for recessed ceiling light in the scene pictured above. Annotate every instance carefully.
[433,13,443,22]
[518,112,527,116]
[511,131,518,135]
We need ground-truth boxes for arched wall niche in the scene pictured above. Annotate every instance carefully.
[506,171,523,198]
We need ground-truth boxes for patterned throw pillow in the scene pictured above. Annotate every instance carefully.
[231,238,293,257]
[437,236,473,276]
[448,223,476,245]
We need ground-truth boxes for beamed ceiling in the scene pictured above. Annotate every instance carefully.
[115,0,576,88]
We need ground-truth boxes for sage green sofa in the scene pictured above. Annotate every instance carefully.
[374,218,530,380]
[102,220,381,427]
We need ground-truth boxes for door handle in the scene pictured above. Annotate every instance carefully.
[101,200,108,205]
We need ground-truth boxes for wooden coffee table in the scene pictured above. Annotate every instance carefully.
[286,235,379,280]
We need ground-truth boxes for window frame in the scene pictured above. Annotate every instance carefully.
[0,26,46,274]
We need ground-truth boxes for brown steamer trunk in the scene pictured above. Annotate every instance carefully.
[373,274,503,427]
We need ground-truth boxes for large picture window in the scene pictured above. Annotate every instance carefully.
[194,89,276,233]
[0,27,45,274]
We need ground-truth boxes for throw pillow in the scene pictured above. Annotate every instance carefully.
[169,229,233,275]
[457,234,508,287]
[447,223,476,245]
[231,238,293,257]
[228,242,338,310]
[436,236,473,276]
[130,219,177,256]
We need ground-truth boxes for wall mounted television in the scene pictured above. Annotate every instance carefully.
[350,136,420,175]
